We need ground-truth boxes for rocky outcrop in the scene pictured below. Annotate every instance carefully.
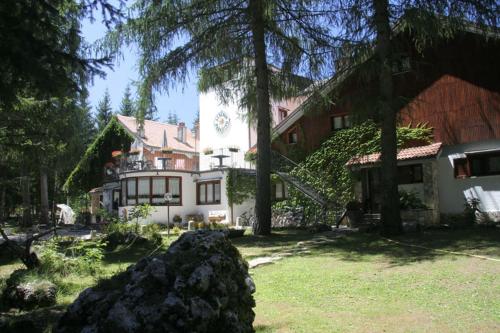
[271,207,304,228]
[2,280,57,310]
[55,230,255,333]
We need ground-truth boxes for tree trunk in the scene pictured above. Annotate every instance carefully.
[373,0,402,235]
[21,167,32,227]
[250,0,272,235]
[0,186,5,224]
[40,167,49,225]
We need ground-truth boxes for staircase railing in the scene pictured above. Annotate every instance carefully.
[270,150,345,225]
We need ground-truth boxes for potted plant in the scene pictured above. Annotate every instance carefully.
[228,145,240,153]
[173,214,182,225]
[244,150,257,162]
[161,147,173,154]
[129,148,140,155]
[203,147,213,155]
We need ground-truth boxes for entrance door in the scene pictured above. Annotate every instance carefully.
[363,168,381,213]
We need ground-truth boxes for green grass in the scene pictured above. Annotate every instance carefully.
[232,229,500,333]
[1,229,499,332]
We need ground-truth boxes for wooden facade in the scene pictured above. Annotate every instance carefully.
[273,31,500,158]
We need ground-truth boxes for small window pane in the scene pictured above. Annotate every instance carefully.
[127,179,136,197]
[214,183,221,202]
[152,178,166,195]
[169,178,180,204]
[121,181,126,206]
[138,178,149,196]
[333,116,343,130]
[276,182,283,199]
[207,183,214,203]
[199,184,206,203]
[488,156,500,173]
[344,115,351,128]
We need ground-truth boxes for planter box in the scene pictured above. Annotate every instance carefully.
[227,229,245,238]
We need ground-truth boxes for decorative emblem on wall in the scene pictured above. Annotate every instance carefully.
[214,110,231,134]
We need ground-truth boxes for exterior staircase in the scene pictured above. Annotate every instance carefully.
[270,151,344,224]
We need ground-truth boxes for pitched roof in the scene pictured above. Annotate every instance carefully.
[346,142,442,166]
[116,115,197,153]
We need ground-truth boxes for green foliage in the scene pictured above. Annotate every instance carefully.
[119,84,136,117]
[399,190,427,210]
[38,237,106,276]
[63,115,133,192]
[96,89,113,132]
[226,169,256,206]
[278,121,432,222]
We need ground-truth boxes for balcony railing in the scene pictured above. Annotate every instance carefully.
[120,158,199,172]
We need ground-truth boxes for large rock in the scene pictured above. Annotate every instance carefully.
[55,230,256,333]
[2,279,57,310]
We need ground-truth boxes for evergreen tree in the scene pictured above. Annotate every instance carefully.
[119,84,136,116]
[96,89,113,131]
[323,0,497,235]
[114,0,332,235]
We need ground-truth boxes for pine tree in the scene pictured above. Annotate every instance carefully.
[322,0,497,235]
[96,89,113,131]
[114,0,332,235]
[119,84,136,116]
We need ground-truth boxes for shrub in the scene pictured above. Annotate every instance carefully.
[142,223,163,246]
[399,190,427,209]
[173,214,182,224]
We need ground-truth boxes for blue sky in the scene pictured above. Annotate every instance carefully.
[81,18,199,126]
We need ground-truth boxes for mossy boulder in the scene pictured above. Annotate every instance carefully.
[56,230,255,333]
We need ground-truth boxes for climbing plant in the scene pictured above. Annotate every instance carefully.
[63,116,134,193]
[275,121,432,223]
[226,169,256,206]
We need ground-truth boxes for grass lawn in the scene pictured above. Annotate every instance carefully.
[1,228,499,332]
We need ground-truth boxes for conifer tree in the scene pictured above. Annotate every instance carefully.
[119,84,136,116]
[96,89,113,131]
[113,0,333,235]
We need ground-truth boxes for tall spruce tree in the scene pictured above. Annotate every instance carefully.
[119,84,136,116]
[96,89,113,131]
[113,0,333,235]
[323,0,497,235]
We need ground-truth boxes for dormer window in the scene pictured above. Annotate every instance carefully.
[279,107,289,122]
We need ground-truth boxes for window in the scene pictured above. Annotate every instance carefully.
[469,152,500,177]
[122,176,182,206]
[197,181,221,205]
[331,114,351,131]
[274,181,288,200]
[287,127,298,144]
[397,164,423,184]
[454,158,469,179]
[152,177,166,204]
[138,177,150,203]
[121,180,127,206]
[127,178,137,205]
[279,108,289,121]
[453,151,500,178]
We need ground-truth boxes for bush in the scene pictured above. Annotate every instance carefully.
[142,223,163,246]
[399,190,427,209]
[38,238,106,276]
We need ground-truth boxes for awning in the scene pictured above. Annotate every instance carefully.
[346,142,442,167]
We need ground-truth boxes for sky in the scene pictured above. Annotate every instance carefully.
[81,18,199,126]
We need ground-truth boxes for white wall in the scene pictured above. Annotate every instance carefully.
[438,140,500,217]
[199,91,254,170]
[117,169,254,224]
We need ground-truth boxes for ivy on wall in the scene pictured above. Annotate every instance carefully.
[63,116,134,193]
[226,169,256,206]
[275,121,433,222]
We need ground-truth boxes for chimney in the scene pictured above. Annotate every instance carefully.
[177,122,186,142]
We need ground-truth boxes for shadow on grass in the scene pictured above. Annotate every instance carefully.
[233,228,500,267]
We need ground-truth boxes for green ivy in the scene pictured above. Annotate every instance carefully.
[63,116,134,193]
[276,121,432,223]
[226,169,256,206]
